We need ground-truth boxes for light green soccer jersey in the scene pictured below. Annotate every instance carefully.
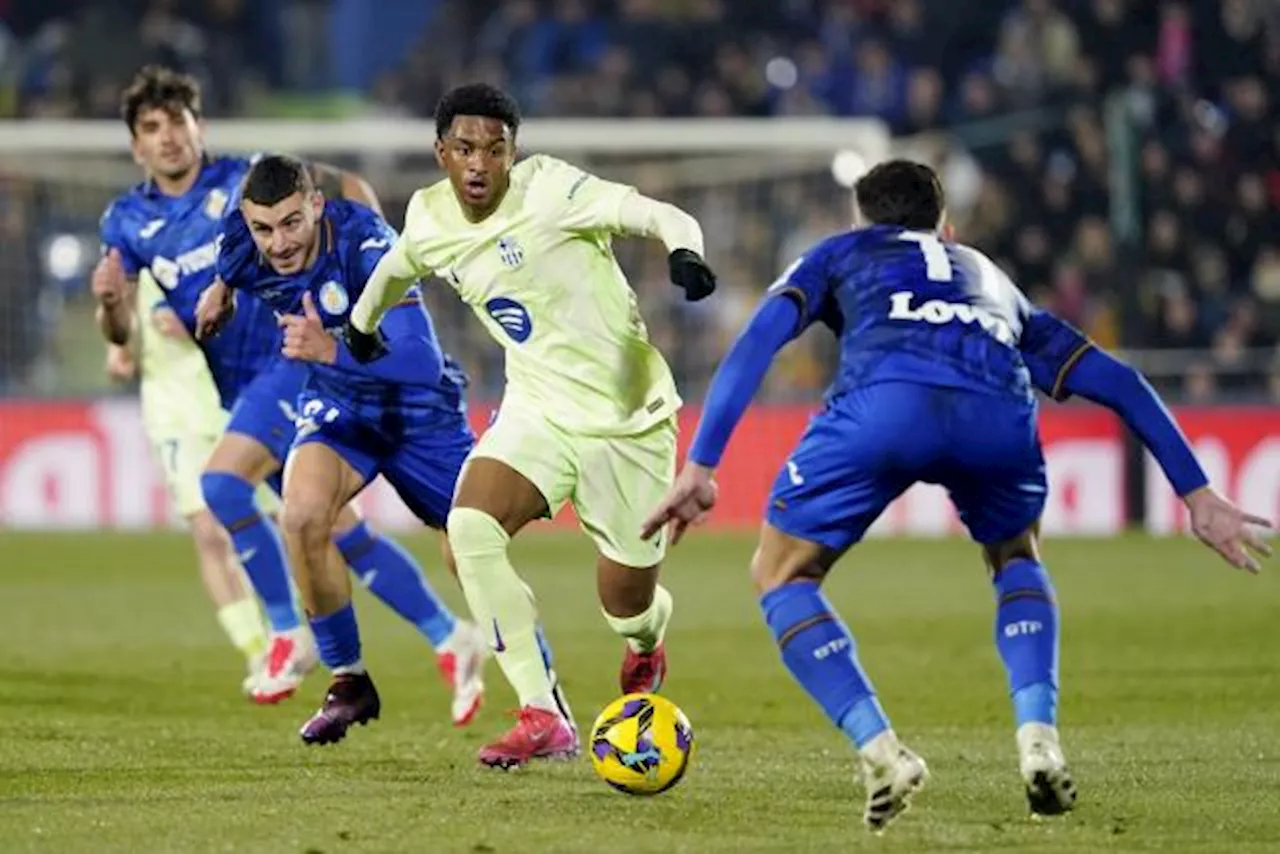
[385,154,681,437]
[135,269,226,433]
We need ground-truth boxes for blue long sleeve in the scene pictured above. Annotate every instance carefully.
[689,296,803,468]
[334,304,443,385]
[1061,347,1208,497]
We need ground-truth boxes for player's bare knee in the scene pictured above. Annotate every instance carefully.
[452,457,548,537]
[750,548,819,596]
[281,499,333,551]
[984,526,1040,574]
[598,557,659,618]
[751,525,832,596]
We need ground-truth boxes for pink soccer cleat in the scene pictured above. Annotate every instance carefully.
[477,706,579,770]
[620,643,667,695]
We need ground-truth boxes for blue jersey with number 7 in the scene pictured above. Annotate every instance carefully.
[770,224,1090,405]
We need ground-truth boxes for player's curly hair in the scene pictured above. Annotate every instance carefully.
[854,160,946,231]
[121,65,202,135]
[434,83,521,140]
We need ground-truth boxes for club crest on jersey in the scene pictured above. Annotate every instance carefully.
[204,189,229,219]
[318,281,350,315]
[496,236,524,268]
[485,297,532,343]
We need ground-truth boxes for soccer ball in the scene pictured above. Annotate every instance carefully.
[589,693,694,796]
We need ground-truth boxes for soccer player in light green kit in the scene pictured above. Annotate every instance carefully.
[345,83,718,768]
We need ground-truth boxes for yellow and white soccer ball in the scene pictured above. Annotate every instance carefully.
[589,693,694,796]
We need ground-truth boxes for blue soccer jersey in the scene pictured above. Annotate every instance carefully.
[98,156,279,408]
[217,197,472,526]
[755,225,1095,549]
[769,224,1090,405]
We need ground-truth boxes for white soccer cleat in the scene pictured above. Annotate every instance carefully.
[250,630,318,705]
[859,731,929,833]
[436,621,487,727]
[1017,722,1077,816]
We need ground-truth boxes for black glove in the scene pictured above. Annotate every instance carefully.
[342,320,388,363]
[668,249,717,302]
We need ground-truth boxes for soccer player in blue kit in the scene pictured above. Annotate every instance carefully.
[642,160,1272,832]
[206,154,487,743]
[92,66,482,712]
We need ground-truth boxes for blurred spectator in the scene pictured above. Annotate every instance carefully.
[3,0,1279,402]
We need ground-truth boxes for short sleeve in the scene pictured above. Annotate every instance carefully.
[534,155,635,233]
[214,210,258,289]
[1019,308,1094,401]
[765,247,833,332]
[98,202,145,276]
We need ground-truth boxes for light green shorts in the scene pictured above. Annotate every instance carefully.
[469,404,677,567]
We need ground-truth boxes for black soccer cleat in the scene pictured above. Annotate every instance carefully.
[299,672,381,746]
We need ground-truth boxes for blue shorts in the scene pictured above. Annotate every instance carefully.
[292,388,475,529]
[766,382,1047,551]
[224,360,308,464]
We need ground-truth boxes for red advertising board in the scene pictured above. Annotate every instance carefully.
[0,399,1133,535]
[1144,407,1280,534]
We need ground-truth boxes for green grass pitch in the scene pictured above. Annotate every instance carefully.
[1,532,1277,853]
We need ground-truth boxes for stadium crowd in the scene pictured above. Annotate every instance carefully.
[1,0,1278,401]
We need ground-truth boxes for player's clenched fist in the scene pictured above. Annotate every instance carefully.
[104,343,137,382]
[668,249,717,302]
[280,292,337,364]
[91,248,128,307]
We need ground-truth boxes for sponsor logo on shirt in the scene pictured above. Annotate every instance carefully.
[148,241,218,289]
[485,296,532,343]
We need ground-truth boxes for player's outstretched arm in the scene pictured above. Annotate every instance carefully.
[641,294,803,544]
[1057,345,1272,572]
[616,193,717,301]
[308,163,383,217]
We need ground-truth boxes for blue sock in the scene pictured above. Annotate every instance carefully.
[309,602,362,670]
[992,558,1059,727]
[201,471,300,632]
[335,522,457,647]
[761,580,890,748]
